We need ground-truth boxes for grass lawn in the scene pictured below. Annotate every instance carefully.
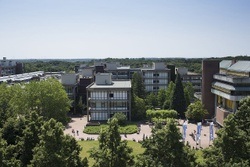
[78,140,145,167]
[83,122,138,134]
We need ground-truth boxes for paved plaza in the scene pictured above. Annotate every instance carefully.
[64,115,217,148]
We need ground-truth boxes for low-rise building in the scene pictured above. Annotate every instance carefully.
[61,73,79,100]
[211,60,250,126]
[86,73,131,121]
[177,67,202,93]
[141,62,170,93]
[0,57,23,76]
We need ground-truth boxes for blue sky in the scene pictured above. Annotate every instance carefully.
[0,0,249,59]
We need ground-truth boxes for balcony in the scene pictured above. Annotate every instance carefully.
[216,106,232,126]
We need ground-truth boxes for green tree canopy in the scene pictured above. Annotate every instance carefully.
[112,112,127,125]
[203,96,250,166]
[136,119,195,167]
[170,73,186,118]
[145,93,158,109]
[132,72,145,98]
[163,81,175,109]
[8,79,71,125]
[157,88,167,108]
[89,118,134,167]
[0,112,88,167]
[185,100,208,122]
[30,119,87,167]
[131,95,147,121]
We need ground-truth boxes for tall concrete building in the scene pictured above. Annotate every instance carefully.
[202,59,220,118]
[211,60,250,126]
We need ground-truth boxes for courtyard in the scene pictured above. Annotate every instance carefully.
[64,115,217,148]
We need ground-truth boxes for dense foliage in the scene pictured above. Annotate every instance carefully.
[23,60,90,73]
[0,79,71,125]
[112,112,127,125]
[0,80,87,166]
[170,73,187,118]
[0,112,88,167]
[135,119,196,167]
[185,100,208,122]
[83,123,138,134]
[131,95,147,121]
[146,110,177,121]
[132,72,146,99]
[202,97,250,166]
[89,118,134,167]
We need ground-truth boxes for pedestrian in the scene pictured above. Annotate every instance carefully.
[77,130,79,136]
[72,129,75,136]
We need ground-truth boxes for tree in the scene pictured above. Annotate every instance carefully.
[131,95,146,121]
[30,119,87,167]
[170,73,186,118]
[163,81,175,109]
[9,79,71,125]
[136,119,195,167]
[112,112,127,125]
[0,112,88,167]
[132,73,145,98]
[185,100,208,122]
[89,118,134,167]
[203,97,250,166]
[184,82,194,106]
[157,89,167,108]
[0,84,21,128]
[145,93,158,109]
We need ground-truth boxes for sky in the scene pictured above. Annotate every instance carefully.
[0,0,250,59]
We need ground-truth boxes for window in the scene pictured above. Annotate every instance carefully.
[153,73,159,77]
[109,93,114,98]
[153,80,159,83]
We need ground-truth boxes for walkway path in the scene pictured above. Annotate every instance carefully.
[64,116,217,148]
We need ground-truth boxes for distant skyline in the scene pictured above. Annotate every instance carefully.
[0,0,249,59]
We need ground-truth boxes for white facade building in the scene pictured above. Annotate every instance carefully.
[141,62,170,92]
[86,73,131,121]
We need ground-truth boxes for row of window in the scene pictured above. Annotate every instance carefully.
[90,91,128,99]
[143,72,169,78]
[144,79,168,84]
[90,101,129,110]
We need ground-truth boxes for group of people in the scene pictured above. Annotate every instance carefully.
[72,129,79,136]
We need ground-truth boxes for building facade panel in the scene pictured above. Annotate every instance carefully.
[87,73,131,121]
[210,60,250,126]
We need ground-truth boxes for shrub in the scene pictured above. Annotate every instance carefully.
[185,100,208,122]
[146,109,178,122]
[112,112,127,125]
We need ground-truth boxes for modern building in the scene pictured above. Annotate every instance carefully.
[202,59,220,118]
[61,73,79,100]
[0,71,44,84]
[0,57,23,76]
[211,60,250,126]
[86,73,131,121]
[177,67,202,93]
[141,62,170,93]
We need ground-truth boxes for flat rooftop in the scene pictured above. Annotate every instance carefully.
[88,80,131,89]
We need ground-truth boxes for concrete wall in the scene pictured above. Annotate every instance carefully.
[153,62,166,70]
[202,59,220,118]
[95,73,112,85]
[61,73,78,85]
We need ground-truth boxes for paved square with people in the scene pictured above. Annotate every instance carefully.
[64,116,217,148]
